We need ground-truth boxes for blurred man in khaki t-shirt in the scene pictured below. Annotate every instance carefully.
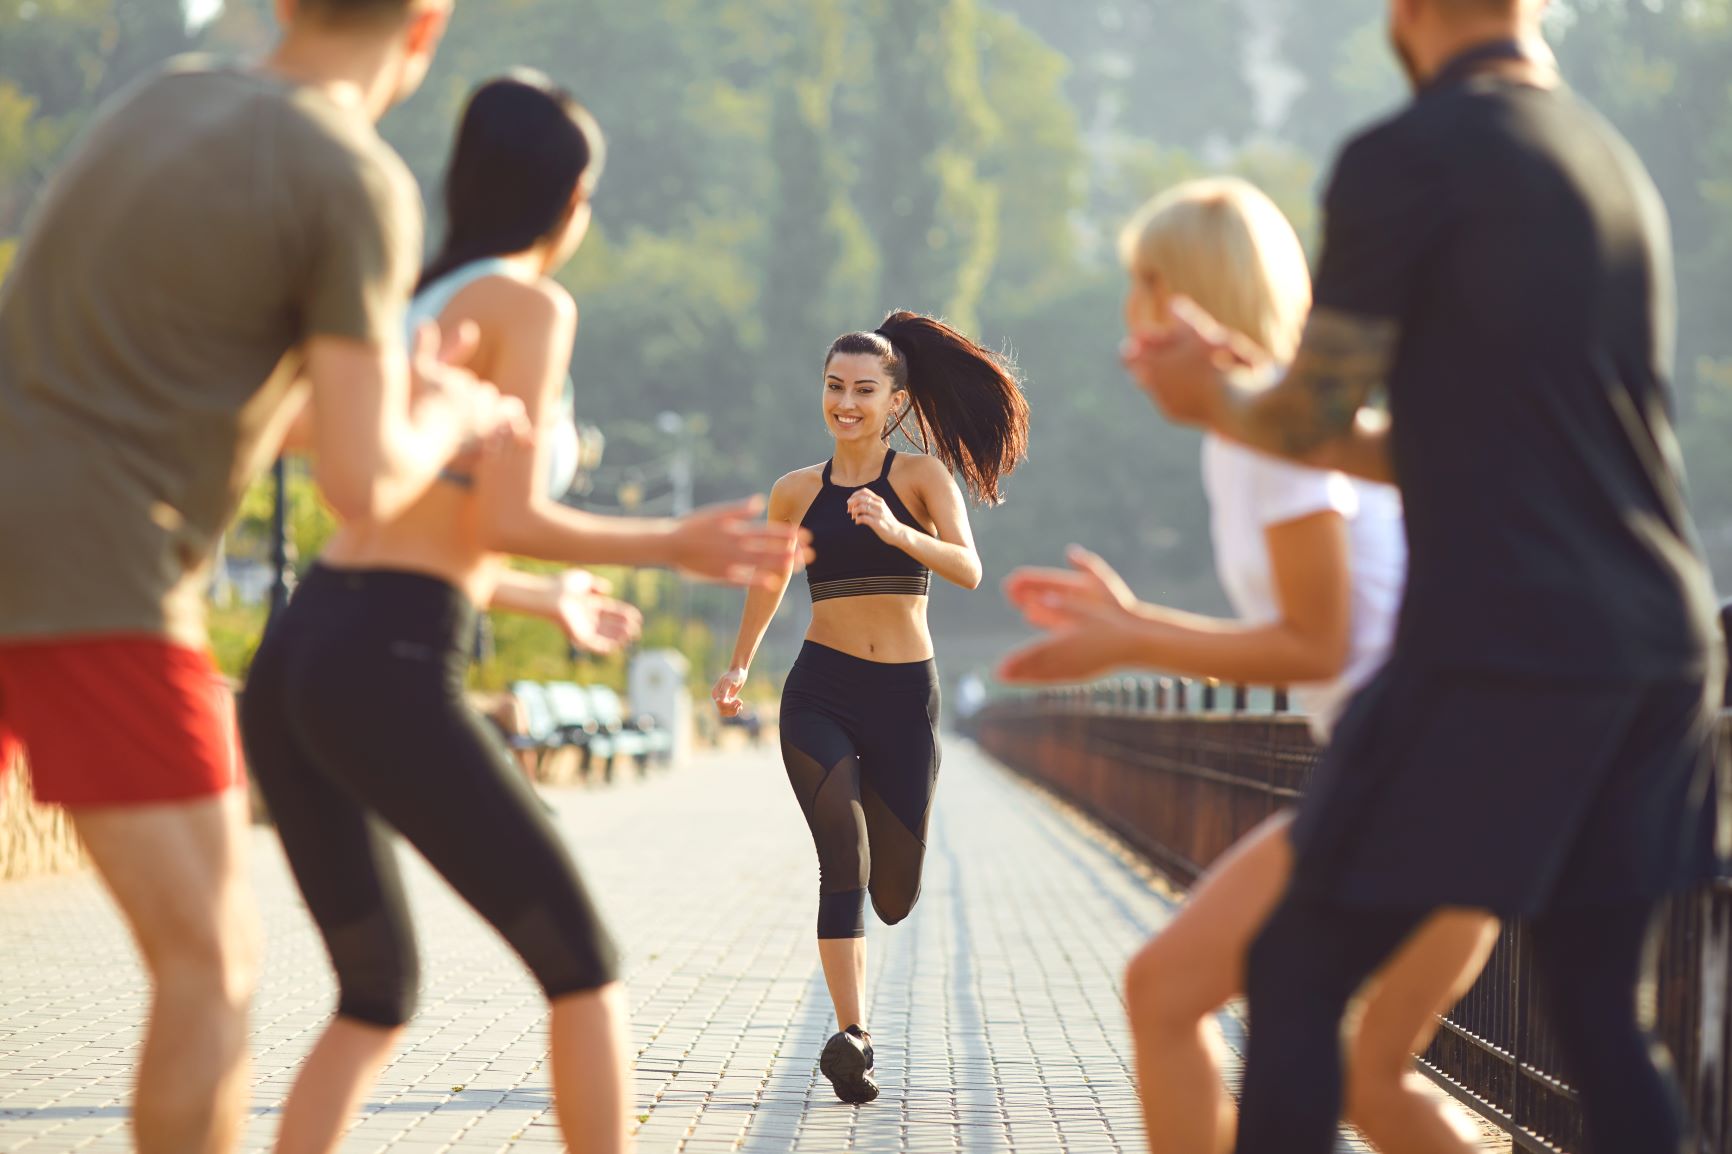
[0,2,507,1150]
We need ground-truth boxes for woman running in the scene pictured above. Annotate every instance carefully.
[712,312,1029,1104]
[998,178,1499,1154]
[240,73,804,1154]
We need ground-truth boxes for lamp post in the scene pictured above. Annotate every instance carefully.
[656,411,695,520]
[657,412,698,627]
[267,455,293,627]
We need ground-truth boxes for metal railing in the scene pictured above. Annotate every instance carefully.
[975,681,1732,1153]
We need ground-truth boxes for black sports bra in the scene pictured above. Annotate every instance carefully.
[800,450,933,603]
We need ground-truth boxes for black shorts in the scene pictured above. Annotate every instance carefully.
[1288,657,1725,915]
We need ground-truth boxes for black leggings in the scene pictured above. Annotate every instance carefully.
[779,641,941,939]
[1235,893,1685,1154]
[240,566,619,1028]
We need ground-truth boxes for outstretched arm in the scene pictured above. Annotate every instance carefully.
[463,281,807,583]
[488,567,571,615]
[488,567,643,656]
[998,512,1352,686]
[713,475,805,716]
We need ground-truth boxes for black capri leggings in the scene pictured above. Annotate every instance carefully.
[779,641,942,939]
[240,566,619,1028]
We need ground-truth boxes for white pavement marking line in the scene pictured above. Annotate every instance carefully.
[0,740,1397,1152]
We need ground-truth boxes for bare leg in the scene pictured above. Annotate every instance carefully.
[548,983,634,1154]
[1345,912,1500,1154]
[818,937,868,1029]
[1125,813,1294,1154]
[72,789,260,1154]
[1126,811,1498,1154]
[272,1018,403,1154]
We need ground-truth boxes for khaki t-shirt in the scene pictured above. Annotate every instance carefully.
[0,58,422,648]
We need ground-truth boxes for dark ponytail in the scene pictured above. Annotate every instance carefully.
[419,71,606,292]
[825,310,1029,505]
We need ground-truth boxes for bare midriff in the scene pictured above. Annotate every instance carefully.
[805,593,934,663]
[319,479,506,607]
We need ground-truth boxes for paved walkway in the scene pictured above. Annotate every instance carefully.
[0,741,1470,1152]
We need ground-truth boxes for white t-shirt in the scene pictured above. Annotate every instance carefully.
[1200,434,1407,741]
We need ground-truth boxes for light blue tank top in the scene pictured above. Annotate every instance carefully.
[409,258,582,500]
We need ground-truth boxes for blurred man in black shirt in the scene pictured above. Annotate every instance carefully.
[1127,1,1722,1149]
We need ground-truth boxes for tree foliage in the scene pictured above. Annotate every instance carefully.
[1,0,1728,672]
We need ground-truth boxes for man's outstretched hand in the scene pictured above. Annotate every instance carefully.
[1121,297,1256,429]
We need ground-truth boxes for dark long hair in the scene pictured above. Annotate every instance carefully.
[826,310,1030,506]
[419,71,606,292]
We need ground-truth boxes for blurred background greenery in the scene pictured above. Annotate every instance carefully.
[4,0,1728,695]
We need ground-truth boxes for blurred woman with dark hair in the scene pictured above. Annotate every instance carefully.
[243,72,805,1154]
[713,310,1030,1104]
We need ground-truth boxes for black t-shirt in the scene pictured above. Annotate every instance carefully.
[1312,65,1719,679]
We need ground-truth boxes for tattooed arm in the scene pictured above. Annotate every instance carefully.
[1120,120,1451,484]
[1124,301,1399,485]
[1219,307,1398,483]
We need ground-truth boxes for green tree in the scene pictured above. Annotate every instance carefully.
[1103,141,1318,256]
[853,0,999,328]
[553,216,797,510]
[756,0,877,469]
[1273,1,1405,156]
[1550,0,1732,408]
[763,69,842,355]
[0,0,194,233]
[954,273,1225,641]
[230,460,338,570]
[378,0,801,238]
[988,0,1256,152]
[976,8,1086,317]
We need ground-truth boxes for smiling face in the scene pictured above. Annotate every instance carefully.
[823,351,905,444]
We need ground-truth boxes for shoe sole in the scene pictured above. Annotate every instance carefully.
[820,1034,879,1104]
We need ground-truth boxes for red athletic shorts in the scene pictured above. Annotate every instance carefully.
[0,636,244,806]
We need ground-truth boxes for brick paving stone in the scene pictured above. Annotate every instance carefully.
[0,741,1510,1152]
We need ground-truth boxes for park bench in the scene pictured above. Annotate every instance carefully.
[508,680,592,779]
[539,680,610,779]
[566,684,645,779]
[587,684,673,770]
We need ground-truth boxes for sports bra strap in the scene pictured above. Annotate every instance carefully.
[821,450,894,488]
[409,257,518,331]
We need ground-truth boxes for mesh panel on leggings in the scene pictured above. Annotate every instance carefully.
[783,737,870,937]
[326,911,421,1027]
[860,782,925,925]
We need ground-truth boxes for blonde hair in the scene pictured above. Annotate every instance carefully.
[1118,177,1311,364]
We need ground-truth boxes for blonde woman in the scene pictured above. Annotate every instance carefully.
[999,178,1497,1154]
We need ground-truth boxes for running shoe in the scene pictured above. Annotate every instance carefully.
[819,1024,878,1104]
